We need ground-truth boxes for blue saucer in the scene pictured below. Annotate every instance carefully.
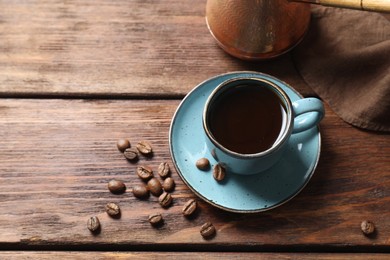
[169,72,321,213]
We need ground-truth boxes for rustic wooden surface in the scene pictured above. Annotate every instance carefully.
[0,0,311,98]
[0,99,389,252]
[0,0,389,257]
[1,252,390,260]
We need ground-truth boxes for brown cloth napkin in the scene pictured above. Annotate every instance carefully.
[292,6,390,132]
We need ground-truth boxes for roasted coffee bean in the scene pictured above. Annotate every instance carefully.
[147,177,163,196]
[105,202,120,217]
[117,139,131,152]
[108,179,126,194]
[200,222,216,238]
[124,147,138,161]
[87,216,100,232]
[182,199,197,217]
[196,158,210,170]
[132,184,149,198]
[361,220,375,235]
[137,165,154,181]
[136,140,153,155]
[159,192,173,208]
[148,213,163,226]
[158,162,170,178]
[213,164,225,181]
[162,177,175,192]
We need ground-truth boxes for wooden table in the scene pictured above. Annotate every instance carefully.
[1,1,389,259]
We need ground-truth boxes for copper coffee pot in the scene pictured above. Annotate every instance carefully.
[206,0,390,60]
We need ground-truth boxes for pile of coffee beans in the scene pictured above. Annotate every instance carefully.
[88,138,375,241]
[87,138,216,240]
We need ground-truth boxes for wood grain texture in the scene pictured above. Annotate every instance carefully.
[1,0,389,255]
[1,252,390,260]
[0,0,312,97]
[0,99,389,251]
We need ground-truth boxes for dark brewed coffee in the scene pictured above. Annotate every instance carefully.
[208,84,286,154]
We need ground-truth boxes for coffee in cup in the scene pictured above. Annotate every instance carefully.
[203,77,324,175]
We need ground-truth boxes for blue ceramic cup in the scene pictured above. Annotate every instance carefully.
[202,77,324,175]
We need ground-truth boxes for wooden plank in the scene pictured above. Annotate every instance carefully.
[0,99,389,250]
[1,252,390,260]
[0,0,312,97]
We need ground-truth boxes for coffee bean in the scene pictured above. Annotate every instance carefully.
[87,216,100,232]
[162,177,175,192]
[108,179,126,194]
[105,202,120,217]
[213,164,225,181]
[148,213,163,226]
[158,162,170,178]
[137,165,154,181]
[132,184,149,199]
[361,220,375,235]
[200,222,216,239]
[196,158,210,170]
[136,140,153,155]
[117,139,131,152]
[147,177,163,196]
[182,199,197,217]
[124,147,138,161]
[159,192,173,208]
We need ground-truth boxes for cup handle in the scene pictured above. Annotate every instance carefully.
[292,98,325,133]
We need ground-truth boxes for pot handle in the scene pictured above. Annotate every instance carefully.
[291,0,390,13]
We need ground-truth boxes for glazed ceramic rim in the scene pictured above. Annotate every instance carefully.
[202,77,293,159]
[169,71,321,213]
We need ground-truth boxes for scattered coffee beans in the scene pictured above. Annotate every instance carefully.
[182,199,197,217]
[124,147,138,161]
[87,216,101,232]
[137,165,154,181]
[200,222,216,238]
[213,164,225,181]
[147,177,163,196]
[105,202,120,217]
[108,179,126,194]
[132,184,149,199]
[196,158,210,170]
[148,213,163,226]
[159,192,173,208]
[158,162,170,178]
[117,139,131,152]
[111,138,214,234]
[136,140,153,155]
[162,177,175,192]
[361,220,375,235]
